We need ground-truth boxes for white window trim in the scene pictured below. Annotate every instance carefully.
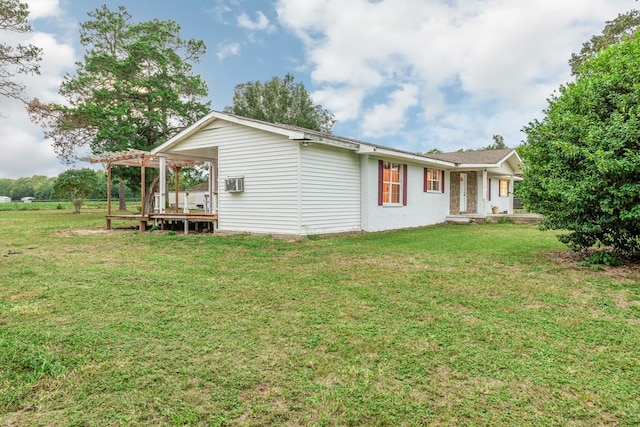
[383,161,403,206]
[425,168,442,193]
[499,179,509,197]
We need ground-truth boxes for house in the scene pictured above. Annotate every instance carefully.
[426,149,523,217]
[151,111,523,236]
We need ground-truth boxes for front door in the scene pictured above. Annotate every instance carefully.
[460,173,467,213]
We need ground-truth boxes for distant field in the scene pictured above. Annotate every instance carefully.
[0,200,141,211]
[1,209,638,426]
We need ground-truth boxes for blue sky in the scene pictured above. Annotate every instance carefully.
[0,0,635,178]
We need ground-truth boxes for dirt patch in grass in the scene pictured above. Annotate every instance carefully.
[8,292,38,301]
[548,249,640,281]
[57,228,130,237]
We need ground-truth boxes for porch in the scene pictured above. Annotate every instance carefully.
[446,213,543,224]
[83,149,218,234]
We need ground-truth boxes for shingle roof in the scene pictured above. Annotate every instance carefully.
[222,114,518,165]
[425,149,515,165]
[221,112,366,148]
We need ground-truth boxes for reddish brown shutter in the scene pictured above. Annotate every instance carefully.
[402,164,408,206]
[488,178,491,201]
[378,160,384,206]
[423,168,428,192]
[441,170,445,193]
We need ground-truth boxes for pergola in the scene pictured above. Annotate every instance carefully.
[82,149,216,232]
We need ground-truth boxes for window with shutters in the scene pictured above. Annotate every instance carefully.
[378,160,407,206]
[382,161,402,204]
[424,169,443,192]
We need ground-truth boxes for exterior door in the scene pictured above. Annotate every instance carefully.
[460,173,467,213]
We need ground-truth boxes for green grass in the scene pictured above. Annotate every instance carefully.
[1,209,639,426]
[0,200,142,211]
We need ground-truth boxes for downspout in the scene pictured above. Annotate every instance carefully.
[360,154,369,232]
[482,169,488,218]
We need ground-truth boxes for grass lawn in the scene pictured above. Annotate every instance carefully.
[1,209,638,426]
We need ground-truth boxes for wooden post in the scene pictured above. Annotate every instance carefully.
[106,162,112,216]
[159,155,166,213]
[174,167,180,213]
[106,162,112,230]
[140,164,146,231]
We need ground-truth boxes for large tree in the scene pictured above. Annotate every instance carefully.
[569,10,640,75]
[483,134,508,150]
[518,31,640,256]
[224,73,336,133]
[29,5,210,208]
[0,0,42,103]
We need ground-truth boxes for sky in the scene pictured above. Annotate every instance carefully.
[0,0,635,179]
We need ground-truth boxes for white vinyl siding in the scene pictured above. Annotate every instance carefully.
[168,122,301,234]
[300,144,361,234]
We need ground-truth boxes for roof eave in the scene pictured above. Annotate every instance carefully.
[152,111,308,155]
[357,145,455,167]
[298,132,360,150]
[151,111,219,154]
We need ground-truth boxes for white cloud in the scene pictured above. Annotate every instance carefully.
[206,2,233,24]
[0,0,76,178]
[277,0,632,151]
[24,0,62,20]
[216,41,242,60]
[361,84,419,137]
[311,85,367,122]
[237,11,276,33]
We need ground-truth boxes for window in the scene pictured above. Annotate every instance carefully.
[424,168,443,192]
[499,179,509,197]
[378,160,407,206]
[383,161,401,204]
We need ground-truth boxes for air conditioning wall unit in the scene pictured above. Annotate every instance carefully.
[225,177,244,193]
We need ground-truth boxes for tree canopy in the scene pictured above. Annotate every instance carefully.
[0,0,42,103]
[28,5,210,190]
[518,30,640,256]
[569,9,640,75]
[53,169,99,213]
[224,73,336,133]
[483,134,508,150]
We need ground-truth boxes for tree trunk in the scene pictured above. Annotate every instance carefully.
[118,180,127,211]
[144,176,159,215]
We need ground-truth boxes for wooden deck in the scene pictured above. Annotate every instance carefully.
[151,213,218,234]
[105,213,218,234]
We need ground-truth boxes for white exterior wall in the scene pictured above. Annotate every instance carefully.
[485,161,519,214]
[218,126,300,234]
[299,144,361,235]
[172,122,301,234]
[361,157,449,232]
[486,176,513,214]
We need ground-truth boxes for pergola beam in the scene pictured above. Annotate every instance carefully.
[81,148,204,169]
